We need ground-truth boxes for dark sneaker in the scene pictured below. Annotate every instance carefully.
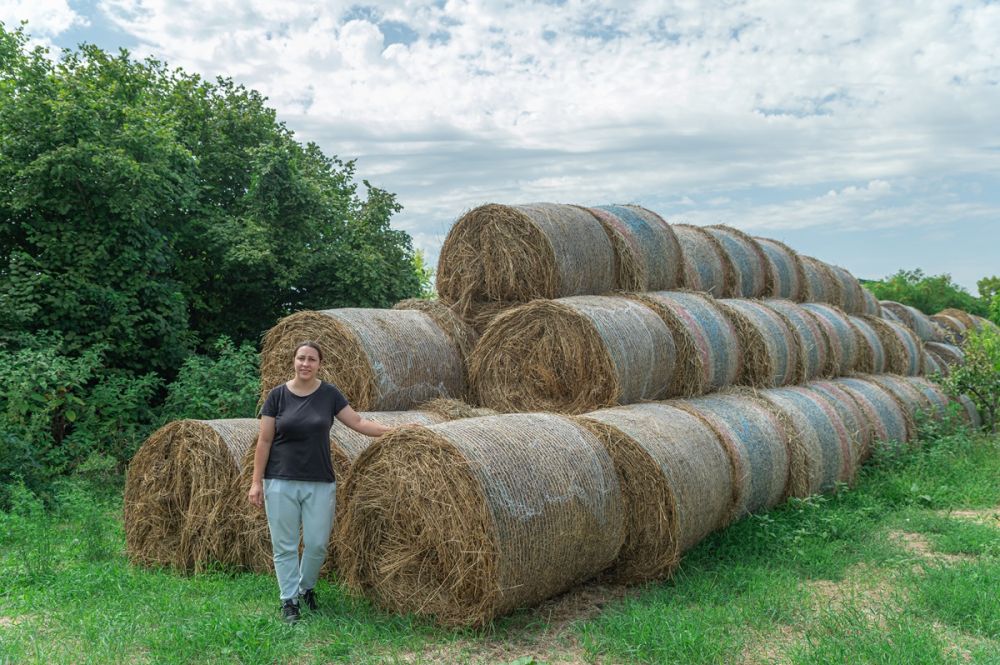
[299,588,318,611]
[281,599,300,624]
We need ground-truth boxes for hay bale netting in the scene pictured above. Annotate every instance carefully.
[337,413,625,627]
[865,374,946,432]
[587,205,683,291]
[938,308,978,330]
[231,411,447,574]
[436,203,615,316]
[803,379,873,465]
[259,308,466,411]
[469,296,677,414]
[832,377,912,445]
[925,341,965,371]
[878,301,938,342]
[848,315,888,374]
[392,298,479,360]
[757,387,854,496]
[674,224,735,297]
[930,314,968,344]
[800,256,843,305]
[861,316,924,376]
[800,303,860,376]
[922,349,944,376]
[860,287,882,316]
[764,299,830,383]
[755,236,807,301]
[630,290,741,396]
[704,225,770,298]
[717,299,799,388]
[577,403,732,583]
[673,394,790,522]
[890,376,957,423]
[827,264,866,314]
[125,419,259,572]
[417,398,498,420]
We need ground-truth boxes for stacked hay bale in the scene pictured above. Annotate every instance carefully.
[717,299,800,387]
[930,313,969,344]
[673,224,735,296]
[336,414,625,627]
[800,303,861,375]
[703,225,770,298]
[259,307,473,410]
[848,316,889,374]
[764,299,829,382]
[800,255,843,306]
[879,301,941,342]
[859,316,924,376]
[585,204,684,292]
[754,237,807,301]
[832,377,912,444]
[924,342,964,372]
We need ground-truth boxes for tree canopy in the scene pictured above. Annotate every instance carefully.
[863,269,987,318]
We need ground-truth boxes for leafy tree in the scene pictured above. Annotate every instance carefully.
[977,276,1000,301]
[865,269,987,317]
[941,328,1000,433]
[159,336,260,423]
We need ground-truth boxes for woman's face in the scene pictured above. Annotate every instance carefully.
[293,345,321,381]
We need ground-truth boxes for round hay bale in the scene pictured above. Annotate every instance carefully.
[865,375,946,434]
[577,403,731,583]
[673,393,790,522]
[955,394,983,429]
[260,308,466,411]
[832,377,911,444]
[848,315,888,374]
[674,224,736,297]
[337,413,625,627]
[436,203,615,315]
[972,315,1000,334]
[803,379,872,467]
[860,287,882,316]
[124,419,259,572]
[861,316,923,376]
[630,290,741,396]
[704,225,770,298]
[939,308,978,329]
[878,301,938,342]
[801,303,859,376]
[930,314,968,344]
[755,236,807,301]
[764,299,830,382]
[417,398,498,420]
[231,411,447,574]
[925,341,965,370]
[800,256,843,305]
[587,205,683,291]
[757,387,853,496]
[393,298,479,361]
[895,376,954,422]
[464,300,521,335]
[922,349,944,376]
[717,299,799,388]
[880,307,904,324]
[469,296,677,414]
[827,264,866,314]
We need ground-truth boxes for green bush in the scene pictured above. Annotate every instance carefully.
[158,336,261,423]
[864,269,986,316]
[942,327,1000,433]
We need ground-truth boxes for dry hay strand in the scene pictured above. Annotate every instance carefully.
[878,301,937,342]
[801,303,861,376]
[631,290,741,396]
[848,315,888,374]
[803,379,872,468]
[417,398,498,420]
[230,411,447,574]
[764,299,830,383]
[718,299,799,388]
[466,300,521,335]
[755,236,807,301]
[832,377,912,445]
[930,314,968,344]
[861,288,882,316]
[124,419,259,572]
[861,316,923,376]
[756,386,854,496]
[673,224,736,297]
[939,308,978,329]
[436,203,615,316]
[800,256,844,306]
[705,225,770,298]
[587,205,683,291]
[924,342,965,370]
[577,403,731,583]
[393,298,479,361]
[468,296,676,414]
[336,413,625,627]
[673,393,790,523]
[259,308,466,411]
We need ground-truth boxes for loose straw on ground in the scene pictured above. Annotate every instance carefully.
[337,414,625,627]
[469,296,677,414]
[717,299,799,388]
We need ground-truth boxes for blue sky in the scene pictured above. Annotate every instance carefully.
[6,0,999,292]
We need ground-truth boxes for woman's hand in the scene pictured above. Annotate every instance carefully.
[248,480,264,508]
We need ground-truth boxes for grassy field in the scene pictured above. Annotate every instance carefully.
[2,419,998,664]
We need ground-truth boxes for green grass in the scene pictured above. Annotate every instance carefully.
[1,424,998,664]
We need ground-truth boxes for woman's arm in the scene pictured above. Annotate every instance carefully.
[336,405,392,437]
[247,415,275,508]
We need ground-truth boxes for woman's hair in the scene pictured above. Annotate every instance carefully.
[293,340,324,362]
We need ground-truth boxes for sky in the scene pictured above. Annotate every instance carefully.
[5,0,999,292]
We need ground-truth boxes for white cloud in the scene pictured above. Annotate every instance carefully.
[2,0,85,40]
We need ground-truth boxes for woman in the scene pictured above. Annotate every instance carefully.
[248,340,391,624]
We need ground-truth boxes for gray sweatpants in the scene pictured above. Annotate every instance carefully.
[263,478,336,601]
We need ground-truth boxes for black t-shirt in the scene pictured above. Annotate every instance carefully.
[261,382,348,482]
